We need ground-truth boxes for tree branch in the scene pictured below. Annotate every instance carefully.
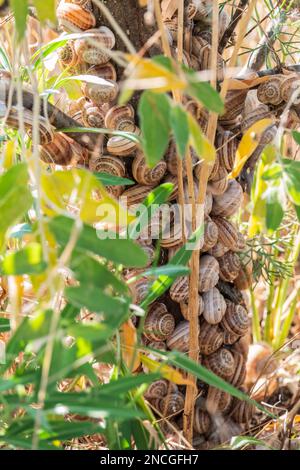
[218,0,249,53]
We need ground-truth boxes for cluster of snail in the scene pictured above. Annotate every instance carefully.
[18,0,297,447]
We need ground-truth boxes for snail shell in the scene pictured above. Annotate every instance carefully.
[241,103,272,132]
[198,254,219,293]
[280,76,300,102]
[122,184,155,206]
[132,151,167,185]
[104,104,135,132]
[202,287,226,324]
[216,131,237,172]
[66,0,93,10]
[199,320,224,355]
[40,132,72,165]
[169,275,189,303]
[203,347,235,380]
[219,90,248,128]
[144,302,175,341]
[6,108,54,145]
[218,251,241,282]
[57,1,96,31]
[163,174,179,202]
[58,41,79,68]
[230,351,246,387]
[129,276,150,304]
[208,240,229,258]
[230,397,255,423]
[212,217,239,251]
[87,62,117,82]
[257,75,285,105]
[138,242,156,268]
[211,179,243,217]
[223,330,240,345]
[192,36,224,81]
[234,334,250,360]
[83,79,119,106]
[74,27,115,65]
[144,379,169,399]
[90,154,126,198]
[160,214,183,249]
[180,295,204,320]
[167,320,190,353]
[193,408,211,434]
[165,141,186,177]
[107,131,139,157]
[221,301,249,336]
[202,218,219,252]
[82,101,106,128]
[159,391,185,417]
[206,386,232,414]
[208,166,228,196]
[142,340,167,373]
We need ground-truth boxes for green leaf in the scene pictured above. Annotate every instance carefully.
[1,242,47,275]
[264,187,284,232]
[292,130,300,145]
[187,113,216,163]
[131,264,190,280]
[10,0,28,42]
[48,216,148,268]
[152,55,174,72]
[283,163,300,205]
[170,104,189,158]
[0,318,10,333]
[294,203,300,222]
[186,80,224,114]
[0,163,33,248]
[262,163,283,181]
[228,435,274,450]
[32,0,56,23]
[94,172,135,187]
[138,91,171,167]
[0,44,12,71]
[100,373,160,395]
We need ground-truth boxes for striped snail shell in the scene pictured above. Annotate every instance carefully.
[142,340,167,373]
[160,213,183,249]
[221,301,249,336]
[193,408,211,435]
[234,231,247,252]
[192,36,224,81]
[58,41,79,68]
[74,27,115,65]
[234,256,253,290]
[144,379,169,399]
[122,184,154,206]
[82,101,106,128]
[234,334,250,360]
[87,62,117,82]
[144,302,175,342]
[57,1,96,31]
[82,79,119,106]
[129,276,150,304]
[202,218,219,252]
[218,251,241,282]
[162,174,179,201]
[202,287,226,325]
[230,351,246,387]
[165,141,187,177]
[230,397,255,423]
[208,240,229,258]
[223,330,240,345]
[90,154,126,198]
[198,255,219,293]
[66,0,93,10]
[204,191,213,217]
[280,75,300,102]
[208,166,228,196]
[64,97,85,123]
[107,130,139,157]
[40,132,72,165]
[104,104,135,132]
[203,347,235,380]
[257,75,285,106]
[167,320,190,353]
[206,387,232,415]
[218,90,248,129]
[180,295,204,320]
[216,131,237,172]
[241,104,272,132]
[169,275,189,303]
[159,391,185,417]
[132,151,167,185]
[5,108,54,145]
[199,320,224,355]
[138,242,156,268]
[211,179,243,217]
[187,0,212,20]
[212,217,239,251]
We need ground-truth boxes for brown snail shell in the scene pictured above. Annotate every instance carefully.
[193,408,211,434]
[218,251,241,282]
[165,141,187,177]
[180,295,204,320]
[144,379,169,399]
[206,387,232,414]
[230,351,247,387]
[211,179,243,217]
[202,218,219,252]
[163,174,179,202]
[199,320,224,355]
[234,334,250,360]
[241,104,272,132]
[107,131,139,157]
[6,108,54,146]
[57,2,96,31]
[208,240,229,258]
[122,184,155,206]
[221,301,249,336]
[167,320,190,353]
[230,398,255,423]
[90,154,126,198]
[169,276,189,303]
[104,104,135,132]
[212,217,239,251]
[81,101,106,128]
[87,62,117,82]
[219,90,248,128]
[74,27,115,65]
[208,166,228,196]
[159,391,185,417]
[280,76,300,102]
[257,75,285,105]
[83,79,119,106]
[132,151,167,186]
[216,131,237,172]
[202,287,226,325]
[40,132,72,165]
[144,302,175,342]
[58,41,79,68]
[192,36,224,81]
[128,276,150,304]
[223,330,240,345]
[198,254,219,293]
[203,347,235,380]
[234,259,253,290]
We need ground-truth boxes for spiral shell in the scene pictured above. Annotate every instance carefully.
[144,302,175,341]
[241,104,272,132]
[223,330,240,345]
[83,79,119,106]
[202,218,219,252]
[87,62,117,82]
[58,41,79,68]
[57,2,96,31]
[180,295,204,320]
[167,320,190,353]
[202,287,226,325]
[230,351,246,387]
[208,240,229,258]
[208,166,228,196]
[169,276,189,303]
[257,75,285,105]
[206,387,232,414]
[6,108,54,146]
[280,75,300,102]
[91,155,126,198]
[165,141,186,177]
[203,347,235,380]
[107,132,138,157]
[104,104,135,132]
[122,184,154,206]
[218,251,241,282]
[212,217,239,251]
[192,36,224,80]
[221,301,249,336]
[74,27,115,65]
[198,255,219,293]
[144,379,169,399]
[159,391,185,417]
[40,132,72,165]
[216,131,237,172]
[193,408,211,434]
[132,151,167,185]
[160,214,183,249]
[82,101,105,128]
[211,179,243,217]
[219,90,248,129]
[129,277,150,304]
[163,174,179,202]
[230,398,254,423]
[234,258,253,290]
[199,320,224,355]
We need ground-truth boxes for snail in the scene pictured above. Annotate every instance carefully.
[206,387,232,414]
[82,101,106,128]
[198,254,219,293]
[257,75,286,106]
[169,275,189,303]
[221,301,249,337]
[203,347,235,380]
[211,179,243,217]
[144,302,175,342]
[218,251,241,282]
[57,1,96,31]
[212,217,239,251]
[40,132,73,165]
[202,218,219,252]
[199,320,224,355]
[90,154,126,198]
[193,408,211,434]
[74,27,115,65]
[167,320,190,353]
[132,151,167,186]
[202,287,227,324]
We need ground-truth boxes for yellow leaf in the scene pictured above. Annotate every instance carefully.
[120,319,140,371]
[247,159,267,237]
[124,55,186,93]
[3,140,15,169]
[140,354,196,388]
[138,0,148,5]
[188,113,216,164]
[229,119,275,179]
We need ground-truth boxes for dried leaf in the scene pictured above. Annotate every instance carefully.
[140,355,196,388]
[120,320,140,371]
